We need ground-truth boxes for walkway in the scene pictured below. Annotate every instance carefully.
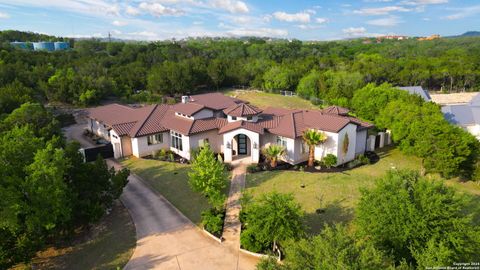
[65,123,258,270]
[222,158,248,251]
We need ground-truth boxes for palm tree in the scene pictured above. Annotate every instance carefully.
[302,129,327,167]
[263,144,285,168]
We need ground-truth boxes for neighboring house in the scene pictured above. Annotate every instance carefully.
[87,93,373,166]
[397,86,431,102]
[442,93,480,140]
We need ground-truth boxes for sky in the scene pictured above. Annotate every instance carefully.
[0,0,478,41]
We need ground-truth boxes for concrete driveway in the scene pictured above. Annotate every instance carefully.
[65,123,258,270]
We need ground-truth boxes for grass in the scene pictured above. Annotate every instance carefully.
[245,146,480,234]
[13,201,136,270]
[122,157,220,225]
[224,89,318,110]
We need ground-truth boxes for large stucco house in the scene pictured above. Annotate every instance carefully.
[87,93,373,165]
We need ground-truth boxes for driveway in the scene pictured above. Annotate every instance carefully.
[65,123,258,270]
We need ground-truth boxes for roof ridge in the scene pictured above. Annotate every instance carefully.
[132,104,158,137]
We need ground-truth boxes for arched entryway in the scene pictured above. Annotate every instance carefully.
[222,129,260,164]
[232,134,251,158]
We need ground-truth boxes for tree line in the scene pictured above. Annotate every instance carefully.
[1,30,480,107]
[0,102,129,267]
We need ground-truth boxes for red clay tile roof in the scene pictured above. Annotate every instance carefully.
[87,93,373,139]
[173,103,205,116]
[188,92,244,110]
[223,103,262,117]
[218,120,265,134]
[322,106,350,116]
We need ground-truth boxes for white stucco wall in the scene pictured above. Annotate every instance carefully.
[110,129,123,158]
[189,130,224,154]
[335,124,357,165]
[465,124,480,140]
[223,128,260,163]
[314,131,339,163]
[89,119,110,140]
[132,132,169,157]
[227,115,259,122]
[355,129,367,155]
[192,108,214,119]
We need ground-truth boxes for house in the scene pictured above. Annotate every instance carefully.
[442,93,480,140]
[397,86,431,102]
[87,93,374,166]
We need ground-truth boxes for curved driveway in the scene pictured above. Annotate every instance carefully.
[64,123,258,270]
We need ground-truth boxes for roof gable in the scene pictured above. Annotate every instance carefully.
[223,103,262,117]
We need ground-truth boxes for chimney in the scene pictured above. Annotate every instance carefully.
[181,96,190,104]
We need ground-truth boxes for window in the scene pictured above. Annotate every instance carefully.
[147,133,163,145]
[247,116,253,121]
[171,131,183,151]
[231,116,237,120]
[276,136,288,147]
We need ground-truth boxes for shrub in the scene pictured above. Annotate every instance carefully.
[356,154,370,165]
[247,164,260,173]
[155,149,168,160]
[323,154,337,169]
[168,152,175,162]
[201,208,224,236]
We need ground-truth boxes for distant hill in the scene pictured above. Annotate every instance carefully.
[447,31,480,38]
[460,31,480,37]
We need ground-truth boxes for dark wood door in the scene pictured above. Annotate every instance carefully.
[238,134,247,155]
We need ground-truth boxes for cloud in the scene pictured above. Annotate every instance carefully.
[112,20,128,26]
[444,5,480,20]
[126,5,141,16]
[0,11,9,19]
[226,27,288,37]
[273,11,310,23]
[315,17,328,24]
[342,27,382,37]
[210,0,249,14]
[138,2,184,17]
[366,16,402,26]
[401,0,447,5]
[354,6,411,15]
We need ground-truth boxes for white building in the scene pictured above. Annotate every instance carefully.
[87,93,373,165]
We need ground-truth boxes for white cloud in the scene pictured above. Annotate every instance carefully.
[305,9,316,15]
[138,2,184,16]
[444,5,480,20]
[315,17,328,24]
[401,0,447,5]
[112,20,127,26]
[353,6,410,15]
[0,11,9,19]
[125,5,141,16]
[342,27,382,37]
[366,16,402,26]
[193,21,203,25]
[226,27,288,37]
[210,0,249,14]
[273,11,310,23]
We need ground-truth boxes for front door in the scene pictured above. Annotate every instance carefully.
[237,134,247,155]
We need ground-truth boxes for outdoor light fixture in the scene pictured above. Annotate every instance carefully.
[253,142,258,149]
[226,142,231,149]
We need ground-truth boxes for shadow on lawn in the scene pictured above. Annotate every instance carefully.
[304,199,354,235]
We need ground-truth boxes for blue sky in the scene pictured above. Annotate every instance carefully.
[0,0,478,41]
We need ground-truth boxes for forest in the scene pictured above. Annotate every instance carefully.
[1,30,480,109]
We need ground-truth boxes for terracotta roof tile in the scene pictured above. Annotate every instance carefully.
[173,103,205,116]
[322,106,350,116]
[189,92,244,110]
[218,121,265,134]
[223,103,262,117]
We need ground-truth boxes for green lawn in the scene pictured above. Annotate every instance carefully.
[13,201,136,270]
[224,89,318,110]
[246,147,480,234]
[122,157,213,225]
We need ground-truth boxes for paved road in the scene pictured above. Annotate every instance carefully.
[65,124,258,270]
